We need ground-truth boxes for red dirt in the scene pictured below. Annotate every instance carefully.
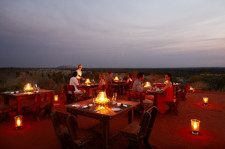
[0,91,225,149]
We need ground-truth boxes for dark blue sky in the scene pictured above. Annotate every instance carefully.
[0,0,225,68]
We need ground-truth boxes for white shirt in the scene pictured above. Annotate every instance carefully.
[76,69,82,79]
[126,78,132,84]
[69,77,82,93]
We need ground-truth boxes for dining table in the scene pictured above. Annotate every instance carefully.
[65,99,139,149]
[78,83,98,100]
[0,89,54,115]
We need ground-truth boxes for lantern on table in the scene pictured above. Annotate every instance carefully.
[114,76,119,81]
[54,95,59,102]
[94,91,110,105]
[144,82,151,88]
[164,80,169,84]
[24,83,34,92]
[191,119,200,135]
[14,115,23,130]
[203,97,208,106]
[189,86,194,92]
[85,78,91,86]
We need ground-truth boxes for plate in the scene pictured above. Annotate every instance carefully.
[112,108,121,112]
[82,105,88,109]
[72,104,80,108]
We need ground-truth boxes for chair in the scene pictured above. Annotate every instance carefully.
[182,83,190,100]
[0,104,17,122]
[127,90,153,115]
[166,90,183,115]
[64,85,82,103]
[105,81,113,99]
[50,110,94,149]
[121,106,158,149]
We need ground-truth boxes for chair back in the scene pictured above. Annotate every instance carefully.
[138,111,151,138]
[64,85,76,103]
[67,115,79,140]
[184,83,190,92]
[50,110,69,135]
[147,106,158,130]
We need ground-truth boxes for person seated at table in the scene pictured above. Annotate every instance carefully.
[69,71,83,94]
[126,73,133,87]
[105,72,114,98]
[132,73,153,100]
[98,74,106,91]
[156,73,174,114]
[76,64,85,83]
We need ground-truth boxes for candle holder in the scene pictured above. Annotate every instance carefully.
[54,95,59,102]
[203,97,208,106]
[191,119,200,135]
[14,115,23,130]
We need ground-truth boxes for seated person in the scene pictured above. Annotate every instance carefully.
[93,74,106,97]
[105,72,114,98]
[69,71,83,94]
[132,73,153,100]
[98,74,106,91]
[156,73,174,114]
[126,73,133,88]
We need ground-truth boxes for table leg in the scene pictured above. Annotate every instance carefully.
[128,110,133,124]
[153,94,157,106]
[17,97,22,114]
[102,119,110,149]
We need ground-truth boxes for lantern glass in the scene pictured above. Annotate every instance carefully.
[191,119,200,135]
[14,115,23,129]
[203,97,208,106]
[54,95,59,102]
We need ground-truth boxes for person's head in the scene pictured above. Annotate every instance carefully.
[165,73,172,82]
[73,71,78,77]
[108,72,113,76]
[127,73,131,79]
[78,64,82,70]
[137,73,144,81]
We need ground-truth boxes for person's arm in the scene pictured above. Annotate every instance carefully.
[162,82,172,91]
[137,83,143,92]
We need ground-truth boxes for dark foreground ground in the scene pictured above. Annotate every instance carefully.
[0,91,225,149]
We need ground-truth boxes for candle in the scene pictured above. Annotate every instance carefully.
[191,119,200,135]
[14,115,23,130]
[144,82,151,88]
[203,97,208,106]
[54,95,59,102]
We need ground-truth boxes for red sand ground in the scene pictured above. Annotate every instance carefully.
[0,91,225,149]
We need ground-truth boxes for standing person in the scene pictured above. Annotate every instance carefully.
[69,71,83,94]
[76,64,85,82]
[156,73,174,114]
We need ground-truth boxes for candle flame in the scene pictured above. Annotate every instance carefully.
[114,76,119,81]
[24,83,34,92]
[95,92,110,105]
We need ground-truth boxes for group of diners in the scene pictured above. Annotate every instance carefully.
[69,64,174,114]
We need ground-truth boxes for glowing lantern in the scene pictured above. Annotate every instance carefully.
[24,83,34,92]
[95,92,110,105]
[164,80,169,84]
[144,82,151,88]
[203,97,208,106]
[54,95,59,102]
[14,115,23,130]
[189,86,194,92]
[85,78,91,86]
[191,119,200,135]
[114,76,119,81]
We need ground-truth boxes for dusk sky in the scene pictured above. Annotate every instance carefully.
[0,0,225,68]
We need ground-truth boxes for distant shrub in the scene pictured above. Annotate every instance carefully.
[190,75,202,83]
[191,81,209,90]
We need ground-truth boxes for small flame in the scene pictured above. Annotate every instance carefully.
[54,95,58,102]
[24,83,34,92]
[164,80,169,84]
[144,82,151,88]
[114,76,119,81]
[203,97,208,104]
[191,119,200,131]
[95,92,110,105]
